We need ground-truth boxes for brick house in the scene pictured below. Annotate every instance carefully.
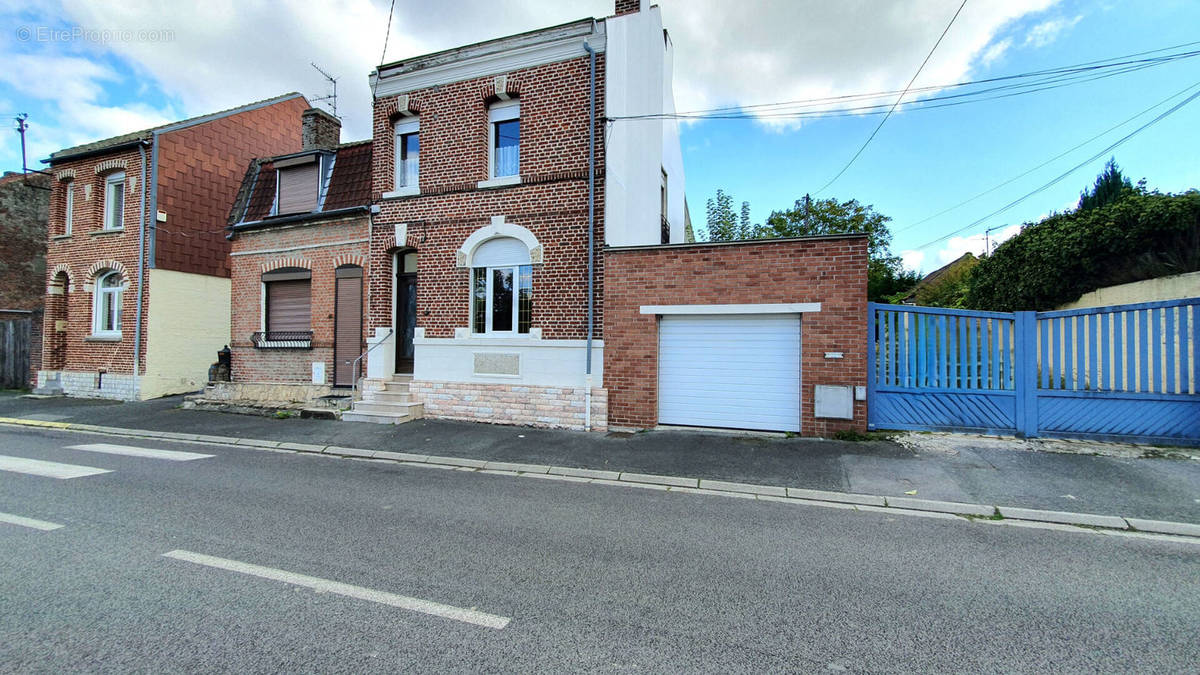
[0,171,50,387]
[346,0,868,434]
[37,93,310,400]
[218,110,375,407]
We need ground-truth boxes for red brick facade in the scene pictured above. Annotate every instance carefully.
[154,97,308,277]
[229,216,368,383]
[603,236,870,436]
[368,55,606,351]
[40,96,308,397]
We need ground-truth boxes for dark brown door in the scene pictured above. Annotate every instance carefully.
[395,270,417,374]
[333,267,362,387]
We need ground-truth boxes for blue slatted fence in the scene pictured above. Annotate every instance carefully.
[868,298,1200,445]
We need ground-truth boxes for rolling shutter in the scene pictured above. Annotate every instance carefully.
[276,163,319,214]
[266,279,311,332]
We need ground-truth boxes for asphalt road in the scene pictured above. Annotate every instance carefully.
[2,426,1197,672]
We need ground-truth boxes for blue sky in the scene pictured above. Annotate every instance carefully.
[1,0,1197,273]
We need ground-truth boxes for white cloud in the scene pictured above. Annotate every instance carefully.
[1023,14,1082,48]
[933,223,1022,267]
[981,37,1012,67]
[1,0,1065,163]
[900,249,926,273]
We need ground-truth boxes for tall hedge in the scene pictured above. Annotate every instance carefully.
[965,190,1200,311]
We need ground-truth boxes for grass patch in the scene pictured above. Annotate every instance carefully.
[831,430,897,442]
[273,410,297,420]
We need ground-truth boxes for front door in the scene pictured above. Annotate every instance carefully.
[395,253,417,374]
[333,267,363,387]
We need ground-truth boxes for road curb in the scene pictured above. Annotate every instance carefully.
[2,416,1198,542]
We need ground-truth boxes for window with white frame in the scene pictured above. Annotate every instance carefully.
[103,171,125,230]
[63,181,74,235]
[470,237,532,334]
[394,117,420,190]
[92,270,122,336]
[488,100,520,179]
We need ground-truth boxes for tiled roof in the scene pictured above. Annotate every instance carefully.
[49,92,306,162]
[228,140,372,228]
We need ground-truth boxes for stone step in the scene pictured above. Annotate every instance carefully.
[341,410,415,425]
[368,390,412,404]
[351,401,423,415]
[382,381,411,393]
[391,374,414,382]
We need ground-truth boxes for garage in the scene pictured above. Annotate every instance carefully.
[657,313,802,432]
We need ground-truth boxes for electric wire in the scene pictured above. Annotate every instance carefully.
[815,0,969,194]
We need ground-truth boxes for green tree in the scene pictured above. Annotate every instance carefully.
[706,190,917,301]
[1078,158,1135,211]
[704,188,753,241]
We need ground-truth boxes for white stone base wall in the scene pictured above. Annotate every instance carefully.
[38,370,138,401]
[411,380,608,431]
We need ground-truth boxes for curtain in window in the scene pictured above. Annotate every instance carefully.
[494,119,519,177]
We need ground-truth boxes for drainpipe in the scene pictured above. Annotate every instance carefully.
[583,31,597,431]
[133,141,150,395]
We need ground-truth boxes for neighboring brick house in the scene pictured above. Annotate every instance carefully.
[37,93,310,400]
[219,110,374,405]
[0,171,50,387]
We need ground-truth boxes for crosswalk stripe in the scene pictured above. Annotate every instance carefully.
[0,455,111,479]
[0,511,64,531]
[162,550,512,630]
[67,443,214,461]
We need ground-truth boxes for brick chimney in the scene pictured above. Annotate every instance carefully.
[301,107,341,151]
[615,0,646,16]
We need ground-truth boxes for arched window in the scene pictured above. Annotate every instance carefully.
[471,237,531,335]
[103,171,125,230]
[93,271,122,337]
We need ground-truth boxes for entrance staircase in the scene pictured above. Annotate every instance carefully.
[342,375,424,425]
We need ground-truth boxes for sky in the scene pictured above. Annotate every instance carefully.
[1,0,1197,274]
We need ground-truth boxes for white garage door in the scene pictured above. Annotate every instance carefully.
[658,314,801,432]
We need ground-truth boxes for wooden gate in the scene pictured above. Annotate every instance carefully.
[868,299,1200,445]
[0,317,32,390]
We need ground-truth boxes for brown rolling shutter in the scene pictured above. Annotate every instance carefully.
[334,268,363,386]
[277,163,319,214]
[267,279,311,332]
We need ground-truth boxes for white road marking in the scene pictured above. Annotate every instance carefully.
[162,550,511,630]
[0,455,112,479]
[0,511,64,531]
[67,443,214,461]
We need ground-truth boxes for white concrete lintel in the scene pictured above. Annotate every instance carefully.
[639,303,821,315]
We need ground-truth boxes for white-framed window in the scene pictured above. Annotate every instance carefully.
[63,181,74,235]
[394,117,420,190]
[103,171,125,230]
[92,270,122,337]
[470,237,531,334]
[488,100,520,179]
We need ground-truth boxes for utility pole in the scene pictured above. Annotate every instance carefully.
[310,63,339,118]
[14,113,29,174]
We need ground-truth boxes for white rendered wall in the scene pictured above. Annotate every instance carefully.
[412,333,604,388]
[660,33,687,244]
[142,268,231,399]
[605,6,676,247]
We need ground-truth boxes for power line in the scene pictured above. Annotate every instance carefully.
[893,79,1200,236]
[609,43,1200,121]
[912,83,1200,251]
[371,0,398,100]
[814,0,969,194]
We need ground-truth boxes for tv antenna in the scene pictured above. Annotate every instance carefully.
[310,62,339,118]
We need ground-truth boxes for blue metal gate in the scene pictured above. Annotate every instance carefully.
[867,298,1200,446]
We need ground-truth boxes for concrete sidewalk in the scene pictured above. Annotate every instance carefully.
[2,392,1198,524]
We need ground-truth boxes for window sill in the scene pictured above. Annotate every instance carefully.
[51,233,72,241]
[382,186,421,200]
[476,175,521,190]
[90,229,124,236]
[85,334,122,342]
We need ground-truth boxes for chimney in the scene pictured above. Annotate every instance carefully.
[615,0,646,16]
[301,107,341,151]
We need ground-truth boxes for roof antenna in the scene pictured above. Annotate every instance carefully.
[12,113,52,185]
[310,63,339,118]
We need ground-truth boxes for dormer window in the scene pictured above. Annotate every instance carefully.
[274,157,320,215]
[394,117,419,191]
[489,100,520,179]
